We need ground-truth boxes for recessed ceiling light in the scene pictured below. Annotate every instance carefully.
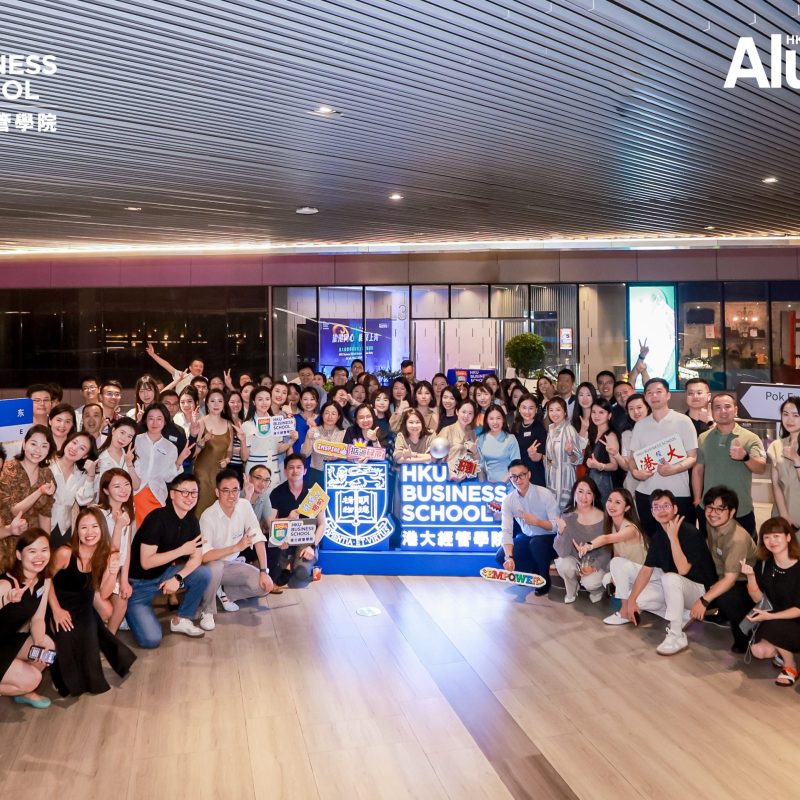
[309,105,341,117]
[389,193,404,201]
[762,176,778,184]
[295,206,319,215]
[124,206,142,211]
[704,226,715,230]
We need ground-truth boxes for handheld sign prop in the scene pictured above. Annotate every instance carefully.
[456,456,480,477]
[480,567,546,589]
[298,483,329,517]
[269,520,317,546]
[256,415,296,437]
[0,398,33,443]
[633,433,686,473]
[313,439,386,461]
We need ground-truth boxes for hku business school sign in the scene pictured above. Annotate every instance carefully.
[725,34,800,89]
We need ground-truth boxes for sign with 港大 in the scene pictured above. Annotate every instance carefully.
[398,464,507,552]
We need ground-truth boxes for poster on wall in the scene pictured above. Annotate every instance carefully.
[627,285,677,390]
[319,319,392,373]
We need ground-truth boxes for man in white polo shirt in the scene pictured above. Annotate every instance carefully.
[628,378,698,536]
[198,468,273,631]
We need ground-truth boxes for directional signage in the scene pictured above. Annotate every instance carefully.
[736,382,800,421]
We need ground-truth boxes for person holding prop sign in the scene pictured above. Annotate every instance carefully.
[267,453,326,591]
[300,401,347,486]
[241,387,296,492]
[343,404,387,456]
[439,399,483,482]
[495,459,560,596]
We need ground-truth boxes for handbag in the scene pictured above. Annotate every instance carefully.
[738,562,772,636]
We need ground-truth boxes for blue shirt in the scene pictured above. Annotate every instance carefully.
[477,431,521,482]
[500,484,559,545]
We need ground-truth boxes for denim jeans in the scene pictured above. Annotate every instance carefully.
[495,533,556,591]
[126,563,211,649]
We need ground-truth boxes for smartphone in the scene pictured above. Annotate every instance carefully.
[633,611,641,626]
[28,646,56,665]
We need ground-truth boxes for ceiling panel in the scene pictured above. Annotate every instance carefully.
[0,0,799,250]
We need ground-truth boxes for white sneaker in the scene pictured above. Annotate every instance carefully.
[216,587,239,612]
[170,617,205,637]
[199,612,216,631]
[119,619,130,631]
[589,590,604,604]
[603,612,630,626]
[656,627,688,656]
[564,593,577,604]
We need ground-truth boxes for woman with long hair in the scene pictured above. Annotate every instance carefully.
[241,386,295,491]
[126,374,158,423]
[97,468,136,633]
[536,375,556,414]
[48,403,77,452]
[49,431,98,549]
[294,387,321,470]
[410,380,438,433]
[511,393,548,488]
[300,400,347,485]
[193,388,234,516]
[584,398,620,503]
[431,373,448,405]
[226,390,246,481]
[616,393,651,496]
[544,398,583,513]
[0,528,54,708]
[554,477,608,603]
[96,418,141,492]
[478,406,521,483]
[768,397,800,528]
[388,377,413,432]
[742,517,800,686]
[473,382,499,434]
[393,409,434,463]
[343,403,386,454]
[371,388,393,442]
[47,506,136,696]
[0,426,56,571]
[436,386,459,432]
[570,381,597,441]
[439,399,483,481]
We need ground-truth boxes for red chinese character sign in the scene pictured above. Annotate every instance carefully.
[633,434,687,472]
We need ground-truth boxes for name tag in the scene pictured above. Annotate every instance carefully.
[168,435,178,444]
[523,431,532,437]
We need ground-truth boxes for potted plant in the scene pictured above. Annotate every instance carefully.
[504,333,547,389]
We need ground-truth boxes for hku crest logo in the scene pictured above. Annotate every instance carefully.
[323,462,395,548]
[725,34,800,88]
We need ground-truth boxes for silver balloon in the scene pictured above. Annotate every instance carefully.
[429,436,450,460]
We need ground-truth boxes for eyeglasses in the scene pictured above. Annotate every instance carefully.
[705,504,729,513]
[172,489,199,498]
[509,473,529,482]
[650,503,673,512]
[218,488,240,495]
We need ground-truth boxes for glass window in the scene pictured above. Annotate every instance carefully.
[318,286,364,375]
[412,285,448,318]
[0,290,24,386]
[578,284,626,385]
[724,282,769,389]
[365,286,409,379]
[491,285,528,318]
[450,285,488,318]
[532,284,578,373]
[770,281,800,385]
[272,287,318,380]
[226,287,269,378]
[677,283,723,389]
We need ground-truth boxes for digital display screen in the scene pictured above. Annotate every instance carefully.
[627,285,677,390]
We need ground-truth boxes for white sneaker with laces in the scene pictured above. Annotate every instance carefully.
[199,612,216,631]
[603,612,630,626]
[216,587,239,612]
[170,617,205,637]
[656,627,688,656]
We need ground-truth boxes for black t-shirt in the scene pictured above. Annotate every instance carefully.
[269,480,310,518]
[686,413,713,438]
[164,422,187,454]
[755,558,800,612]
[128,503,201,581]
[644,521,717,588]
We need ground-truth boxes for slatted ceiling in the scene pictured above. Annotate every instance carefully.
[1,3,800,248]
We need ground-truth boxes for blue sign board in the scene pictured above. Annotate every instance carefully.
[323,461,395,550]
[446,368,498,385]
[397,464,507,552]
[0,398,33,443]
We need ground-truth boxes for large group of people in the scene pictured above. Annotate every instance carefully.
[1,341,800,709]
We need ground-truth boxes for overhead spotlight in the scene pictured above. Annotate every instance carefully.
[124,206,142,211]
[309,105,342,117]
[389,193,404,201]
[704,226,715,230]
[762,176,778,184]
[295,206,319,215]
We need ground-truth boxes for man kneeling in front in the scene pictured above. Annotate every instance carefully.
[609,489,716,655]
[198,469,273,631]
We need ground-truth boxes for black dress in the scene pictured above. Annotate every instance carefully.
[0,573,46,679]
[514,420,548,487]
[47,554,136,697]
[753,558,800,653]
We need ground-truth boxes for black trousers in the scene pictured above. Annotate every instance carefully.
[711,582,754,648]
[635,492,696,539]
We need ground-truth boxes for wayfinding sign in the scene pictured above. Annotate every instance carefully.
[736,382,800,421]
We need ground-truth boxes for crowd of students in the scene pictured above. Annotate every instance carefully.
[1,342,800,710]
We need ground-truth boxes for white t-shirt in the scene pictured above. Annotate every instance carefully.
[628,409,698,497]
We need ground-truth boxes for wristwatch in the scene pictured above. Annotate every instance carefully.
[740,452,750,462]
[699,596,710,608]
[259,568,269,574]
[174,573,185,587]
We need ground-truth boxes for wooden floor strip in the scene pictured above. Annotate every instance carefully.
[366,576,579,800]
